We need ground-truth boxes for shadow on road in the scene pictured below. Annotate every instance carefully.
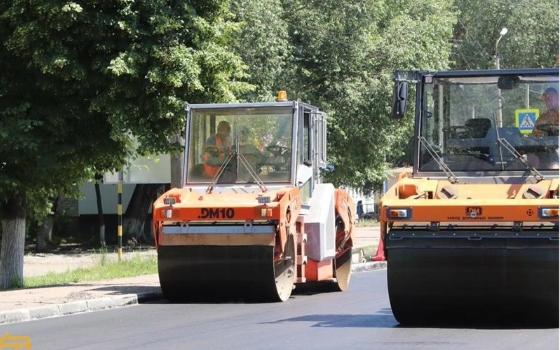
[262,308,397,328]
[140,282,349,304]
[292,282,345,295]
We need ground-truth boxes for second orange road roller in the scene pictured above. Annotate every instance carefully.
[376,68,559,325]
[152,93,355,301]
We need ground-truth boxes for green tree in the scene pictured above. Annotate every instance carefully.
[452,0,559,69]
[281,0,456,190]
[0,0,248,288]
[0,0,128,287]
[229,0,292,101]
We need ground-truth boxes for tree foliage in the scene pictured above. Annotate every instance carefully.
[0,0,247,287]
[452,0,559,69]
[230,0,291,101]
[1,1,250,199]
[233,0,558,190]
[237,0,455,189]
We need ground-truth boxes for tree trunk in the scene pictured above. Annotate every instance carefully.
[94,180,106,247]
[0,195,26,289]
[124,184,165,243]
[36,216,53,252]
[36,196,60,252]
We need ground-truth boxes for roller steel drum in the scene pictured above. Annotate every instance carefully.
[158,235,296,302]
[387,229,559,325]
[333,247,352,291]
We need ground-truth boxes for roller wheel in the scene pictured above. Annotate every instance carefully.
[333,246,352,291]
[272,234,296,301]
[333,215,352,291]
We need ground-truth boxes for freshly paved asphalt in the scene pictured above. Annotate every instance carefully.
[0,270,557,350]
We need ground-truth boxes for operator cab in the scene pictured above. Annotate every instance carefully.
[393,68,559,180]
[183,99,328,199]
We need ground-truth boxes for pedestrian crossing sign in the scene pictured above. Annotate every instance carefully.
[514,109,540,135]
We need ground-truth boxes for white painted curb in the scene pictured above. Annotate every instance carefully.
[0,292,158,326]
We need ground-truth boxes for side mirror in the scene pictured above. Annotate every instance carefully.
[319,164,335,173]
[497,76,520,90]
[391,81,408,119]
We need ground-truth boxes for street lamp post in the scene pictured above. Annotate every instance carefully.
[495,27,508,69]
[495,27,508,127]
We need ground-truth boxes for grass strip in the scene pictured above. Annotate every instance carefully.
[355,219,380,227]
[24,255,157,288]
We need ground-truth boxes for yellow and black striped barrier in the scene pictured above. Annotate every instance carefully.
[117,172,123,262]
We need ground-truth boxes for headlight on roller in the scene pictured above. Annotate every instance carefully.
[539,207,559,218]
[386,207,412,220]
[165,209,173,219]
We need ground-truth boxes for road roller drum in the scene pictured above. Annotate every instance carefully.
[386,229,559,325]
[158,241,295,302]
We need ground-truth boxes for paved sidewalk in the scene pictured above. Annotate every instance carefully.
[0,225,383,326]
[353,225,380,249]
[352,225,380,262]
[0,274,161,325]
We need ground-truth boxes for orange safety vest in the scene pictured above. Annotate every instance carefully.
[203,135,229,178]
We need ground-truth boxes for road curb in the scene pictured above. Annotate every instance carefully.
[0,291,163,326]
[351,246,378,263]
[351,261,387,272]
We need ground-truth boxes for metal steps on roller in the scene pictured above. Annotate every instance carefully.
[296,218,307,283]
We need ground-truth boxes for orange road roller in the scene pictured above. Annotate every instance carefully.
[152,94,355,301]
[376,68,559,325]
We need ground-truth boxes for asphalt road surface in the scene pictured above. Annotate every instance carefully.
[1,270,558,350]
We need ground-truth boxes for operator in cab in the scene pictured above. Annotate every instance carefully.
[202,120,232,178]
[532,87,559,137]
